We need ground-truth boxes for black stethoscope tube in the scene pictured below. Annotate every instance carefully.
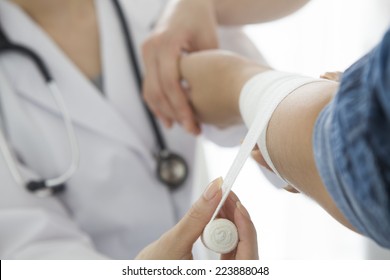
[0,0,188,193]
[111,0,167,151]
[0,44,52,82]
[112,0,188,190]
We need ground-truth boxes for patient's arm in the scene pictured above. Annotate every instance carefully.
[180,51,270,127]
[265,80,354,229]
[180,50,355,231]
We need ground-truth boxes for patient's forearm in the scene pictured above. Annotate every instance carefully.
[266,81,355,231]
[213,0,310,25]
[181,50,358,232]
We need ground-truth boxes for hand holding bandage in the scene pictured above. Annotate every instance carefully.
[136,178,258,260]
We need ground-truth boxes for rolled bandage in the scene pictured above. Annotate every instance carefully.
[240,71,325,183]
[201,104,269,254]
[202,218,238,254]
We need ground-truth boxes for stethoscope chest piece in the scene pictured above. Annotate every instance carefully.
[156,150,188,191]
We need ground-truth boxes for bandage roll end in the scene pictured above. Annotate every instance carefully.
[201,218,238,254]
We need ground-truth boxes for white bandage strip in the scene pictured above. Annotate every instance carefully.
[210,71,321,221]
[240,71,325,183]
[202,107,266,254]
[203,71,324,254]
[209,106,270,222]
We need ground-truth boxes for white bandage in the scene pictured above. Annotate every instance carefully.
[202,218,238,254]
[201,90,275,254]
[240,71,324,183]
[201,71,323,255]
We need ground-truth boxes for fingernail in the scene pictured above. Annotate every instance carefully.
[228,191,239,203]
[237,201,251,219]
[203,177,222,200]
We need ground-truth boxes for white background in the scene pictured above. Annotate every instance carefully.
[203,0,390,259]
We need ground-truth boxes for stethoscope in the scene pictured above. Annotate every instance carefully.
[0,0,188,196]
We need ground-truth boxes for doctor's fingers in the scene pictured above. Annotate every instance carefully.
[228,202,259,260]
[169,177,223,251]
[157,45,200,135]
[217,191,258,260]
[218,190,240,221]
[142,32,199,134]
[142,42,176,128]
[143,73,174,128]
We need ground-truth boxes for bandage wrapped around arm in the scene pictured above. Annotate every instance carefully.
[239,71,325,184]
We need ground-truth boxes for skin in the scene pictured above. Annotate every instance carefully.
[213,0,310,25]
[136,178,258,260]
[320,71,343,82]
[180,50,356,232]
[12,0,101,79]
[142,0,217,133]
[10,0,259,259]
[142,0,310,134]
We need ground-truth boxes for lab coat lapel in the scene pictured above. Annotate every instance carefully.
[97,0,157,153]
[0,1,150,156]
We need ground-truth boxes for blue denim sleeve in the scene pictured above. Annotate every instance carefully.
[313,28,390,248]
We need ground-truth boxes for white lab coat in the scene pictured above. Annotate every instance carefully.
[0,0,263,259]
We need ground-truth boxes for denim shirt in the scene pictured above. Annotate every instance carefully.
[314,28,390,248]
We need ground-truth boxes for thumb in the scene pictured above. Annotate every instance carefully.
[172,177,223,250]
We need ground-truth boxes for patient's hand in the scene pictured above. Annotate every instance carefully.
[320,71,343,82]
[180,50,269,128]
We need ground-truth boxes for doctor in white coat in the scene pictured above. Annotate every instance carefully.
[0,0,262,259]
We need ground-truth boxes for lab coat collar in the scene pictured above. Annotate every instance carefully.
[97,0,157,153]
[0,0,154,162]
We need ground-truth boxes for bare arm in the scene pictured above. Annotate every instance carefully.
[142,0,310,133]
[180,51,355,231]
[213,0,311,25]
[266,81,354,230]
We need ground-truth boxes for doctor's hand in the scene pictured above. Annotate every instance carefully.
[135,178,258,260]
[142,0,218,135]
[180,50,270,128]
